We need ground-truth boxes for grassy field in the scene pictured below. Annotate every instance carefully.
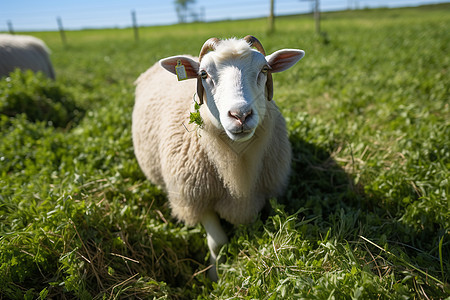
[1,4,449,299]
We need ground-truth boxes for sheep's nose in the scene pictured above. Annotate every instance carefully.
[228,109,253,125]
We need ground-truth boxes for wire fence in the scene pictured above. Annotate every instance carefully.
[0,0,446,32]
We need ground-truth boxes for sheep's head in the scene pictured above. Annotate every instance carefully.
[160,36,305,142]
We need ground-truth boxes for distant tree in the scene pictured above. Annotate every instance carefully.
[175,0,196,23]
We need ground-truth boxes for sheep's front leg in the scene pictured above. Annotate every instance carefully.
[201,211,228,281]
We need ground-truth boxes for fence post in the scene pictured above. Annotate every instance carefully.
[314,0,320,34]
[268,0,275,33]
[57,17,67,46]
[7,21,14,34]
[132,10,139,42]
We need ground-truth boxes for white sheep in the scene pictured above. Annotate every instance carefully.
[132,35,304,280]
[0,34,55,79]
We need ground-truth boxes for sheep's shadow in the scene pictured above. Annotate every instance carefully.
[255,131,371,242]
[279,135,362,219]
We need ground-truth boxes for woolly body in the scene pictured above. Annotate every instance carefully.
[132,40,293,226]
[0,34,55,79]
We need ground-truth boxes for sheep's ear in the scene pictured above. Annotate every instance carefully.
[266,49,305,73]
[159,56,199,79]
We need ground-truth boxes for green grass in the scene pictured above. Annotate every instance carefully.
[1,4,449,299]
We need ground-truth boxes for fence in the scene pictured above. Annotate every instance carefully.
[2,0,443,35]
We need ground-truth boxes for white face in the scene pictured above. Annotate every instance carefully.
[200,50,269,142]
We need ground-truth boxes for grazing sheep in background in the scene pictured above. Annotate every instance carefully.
[132,35,304,280]
[0,34,55,79]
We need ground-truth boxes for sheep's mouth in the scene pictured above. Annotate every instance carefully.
[225,128,255,142]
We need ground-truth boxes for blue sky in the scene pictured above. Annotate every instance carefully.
[0,0,448,31]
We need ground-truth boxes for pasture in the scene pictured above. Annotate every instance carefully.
[1,4,449,299]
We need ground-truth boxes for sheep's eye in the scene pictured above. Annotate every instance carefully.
[261,66,269,74]
[200,70,208,79]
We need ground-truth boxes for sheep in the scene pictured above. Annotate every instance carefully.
[0,34,55,79]
[132,35,304,280]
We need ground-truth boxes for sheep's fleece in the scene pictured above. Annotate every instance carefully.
[0,34,55,79]
[132,41,292,226]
